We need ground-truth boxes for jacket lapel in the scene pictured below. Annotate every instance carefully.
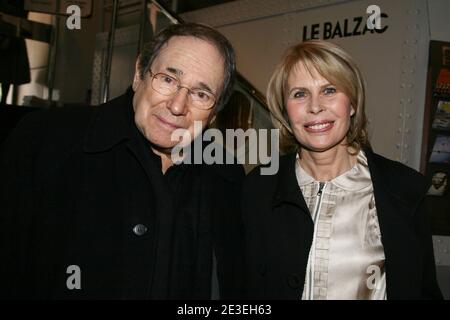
[83,88,162,185]
[83,88,135,153]
[364,148,421,299]
[272,153,310,215]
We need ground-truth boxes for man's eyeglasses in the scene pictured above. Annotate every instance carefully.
[148,70,216,110]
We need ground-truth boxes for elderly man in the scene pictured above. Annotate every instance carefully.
[0,23,244,299]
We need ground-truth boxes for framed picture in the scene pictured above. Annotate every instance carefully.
[443,46,450,67]
[427,171,448,196]
[431,100,450,131]
[429,135,450,164]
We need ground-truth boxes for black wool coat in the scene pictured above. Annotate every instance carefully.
[0,90,245,299]
[242,149,443,300]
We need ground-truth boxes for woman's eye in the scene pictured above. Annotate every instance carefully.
[292,91,306,98]
[323,87,336,95]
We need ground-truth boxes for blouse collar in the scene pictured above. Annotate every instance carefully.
[295,150,373,191]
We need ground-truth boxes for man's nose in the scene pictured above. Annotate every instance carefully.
[167,87,189,115]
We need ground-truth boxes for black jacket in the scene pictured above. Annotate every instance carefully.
[0,90,245,299]
[242,149,443,299]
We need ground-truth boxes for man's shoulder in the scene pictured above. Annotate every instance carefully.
[34,106,99,151]
[15,104,97,135]
[42,105,97,130]
[2,105,98,153]
[203,161,245,184]
[244,153,292,186]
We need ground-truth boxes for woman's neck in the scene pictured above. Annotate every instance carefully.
[299,144,357,182]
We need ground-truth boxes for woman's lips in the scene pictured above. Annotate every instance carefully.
[304,121,334,133]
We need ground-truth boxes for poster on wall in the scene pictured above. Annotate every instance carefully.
[431,100,450,131]
[422,40,450,235]
[434,68,450,96]
[429,135,450,164]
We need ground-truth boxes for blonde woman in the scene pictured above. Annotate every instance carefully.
[242,40,442,300]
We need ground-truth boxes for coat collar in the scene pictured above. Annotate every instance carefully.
[83,88,135,153]
[273,147,427,215]
[273,147,426,211]
[363,146,428,208]
[295,150,373,192]
[272,152,309,213]
[362,147,430,299]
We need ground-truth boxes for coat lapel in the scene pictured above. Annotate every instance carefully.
[83,88,135,153]
[82,88,163,186]
[364,148,422,299]
[272,153,310,215]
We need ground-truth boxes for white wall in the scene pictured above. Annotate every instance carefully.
[183,0,431,170]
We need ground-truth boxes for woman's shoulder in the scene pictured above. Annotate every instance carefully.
[366,149,425,178]
[365,148,429,195]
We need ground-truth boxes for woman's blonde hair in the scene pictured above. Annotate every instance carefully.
[266,40,370,154]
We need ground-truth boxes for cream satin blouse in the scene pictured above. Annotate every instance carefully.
[296,151,386,300]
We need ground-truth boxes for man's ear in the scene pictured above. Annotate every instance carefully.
[132,57,142,91]
[205,107,218,127]
[209,113,217,125]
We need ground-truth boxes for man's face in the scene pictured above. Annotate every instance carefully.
[132,36,225,151]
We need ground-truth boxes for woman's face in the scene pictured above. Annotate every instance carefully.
[285,63,354,153]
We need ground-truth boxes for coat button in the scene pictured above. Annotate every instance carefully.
[133,224,148,236]
[287,273,302,289]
